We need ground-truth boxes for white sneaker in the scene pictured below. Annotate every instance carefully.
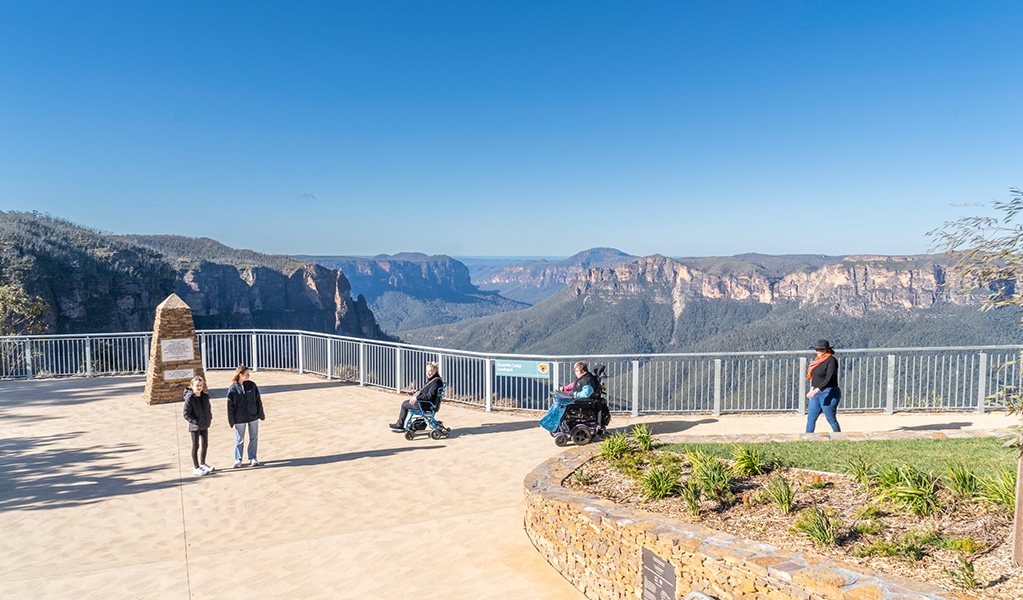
[200,464,215,474]
[233,460,243,468]
[250,459,260,467]
[193,467,205,476]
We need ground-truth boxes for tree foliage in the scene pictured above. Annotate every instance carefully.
[0,284,49,335]
[930,187,1023,455]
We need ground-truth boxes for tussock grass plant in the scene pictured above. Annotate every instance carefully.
[843,453,876,486]
[692,457,734,502]
[791,506,841,546]
[944,463,980,500]
[764,475,796,514]
[679,479,701,515]
[980,467,1017,510]
[631,424,653,453]
[640,465,680,501]
[874,463,941,516]
[599,432,635,460]
[731,444,769,477]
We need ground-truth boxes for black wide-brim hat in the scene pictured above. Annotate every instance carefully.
[811,339,835,351]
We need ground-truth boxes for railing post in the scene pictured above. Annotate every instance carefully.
[798,357,807,415]
[326,339,333,380]
[631,360,640,417]
[977,352,988,414]
[359,342,366,386]
[552,362,559,390]
[395,347,402,393]
[437,354,444,380]
[24,339,33,378]
[251,333,259,372]
[199,335,206,372]
[298,333,305,374]
[85,336,93,376]
[713,359,722,416]
[144,336,150,371]
[886,354,896,415]
[484,358,493,412]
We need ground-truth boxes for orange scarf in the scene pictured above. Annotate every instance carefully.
[806,353,831,380]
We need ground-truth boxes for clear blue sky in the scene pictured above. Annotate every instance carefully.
[1,2,1020,258]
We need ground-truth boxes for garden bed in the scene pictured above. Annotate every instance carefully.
[564,432,1022,599]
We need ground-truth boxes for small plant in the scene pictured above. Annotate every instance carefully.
[679,479,701,515]
[692,457,734,502]
[640,465,680,501]
[934,535,985,554]
[791,506,841,546]
[844,453,876,486]
[875,463,941,516]
[852,530,935,561]
[850,505,886,535]
[944,551,980,590]
[631,424,653,453]
[612,452,645,480]
[573,468,595,486]
[944,463,980,500]
[765,475,796,514]
[731,444,769,477]
[599,432,635,460]
[980,467,1017,510]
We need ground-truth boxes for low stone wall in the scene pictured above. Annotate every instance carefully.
[523,430,1002,600]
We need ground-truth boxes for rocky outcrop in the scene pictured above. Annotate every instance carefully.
[570,255,979,318]
[298,253,478,298]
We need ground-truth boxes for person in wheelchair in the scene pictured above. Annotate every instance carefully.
[541,361,611,446]
[389,362,443,433]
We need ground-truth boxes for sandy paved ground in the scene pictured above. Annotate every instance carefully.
[0,372,1016,599]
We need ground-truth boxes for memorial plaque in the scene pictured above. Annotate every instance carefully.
[161,338,194,363]
[642,547,676,600]
[163,368,195,381]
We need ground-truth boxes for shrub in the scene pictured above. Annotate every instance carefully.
[874,463,941,516]
[791,506,841,546]
[980,467,1017,510]
[731,444,769,477]
[844,453,876,486]
[679,479,701,515]
[944,551,980,590]
[640,465,680,501]
[631,424,653,453]
[852,530,936,561]
[599,432,635,460]
[692,457,734,502]
[765,475,796,514]
[944,463,980,500]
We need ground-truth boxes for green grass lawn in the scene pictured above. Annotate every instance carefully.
[658,437,1016,479]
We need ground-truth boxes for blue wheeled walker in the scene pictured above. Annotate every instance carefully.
[401,385,450,441]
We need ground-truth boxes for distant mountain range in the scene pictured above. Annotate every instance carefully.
[0,212,388,338]
[294,253,527,332]
[402,254,1021,354]
[468,247,638,304]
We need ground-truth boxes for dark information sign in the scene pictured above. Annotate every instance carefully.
[642,547,676,600]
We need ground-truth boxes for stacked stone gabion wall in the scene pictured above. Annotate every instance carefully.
[523,431,1000,600]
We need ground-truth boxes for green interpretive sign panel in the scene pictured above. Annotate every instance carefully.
[495,360,550,379]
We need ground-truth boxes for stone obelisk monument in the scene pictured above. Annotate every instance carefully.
[144,294,206,405]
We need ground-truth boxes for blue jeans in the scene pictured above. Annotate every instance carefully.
[234,421,259,462]
[806,387,841,433]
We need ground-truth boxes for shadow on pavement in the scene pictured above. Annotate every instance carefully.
[895,422,974,431]
[251,379,357,396]
[255,445,443,468]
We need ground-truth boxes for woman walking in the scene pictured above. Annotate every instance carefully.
[805,339,841,433]
[227,365,265,467]
[183,376,215,476]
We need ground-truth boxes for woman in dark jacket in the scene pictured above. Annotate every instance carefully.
[227,365,265,467]
[805,339,841,433]
[183,376,214,476]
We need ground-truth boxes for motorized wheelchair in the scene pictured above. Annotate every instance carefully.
[542,365,611,447]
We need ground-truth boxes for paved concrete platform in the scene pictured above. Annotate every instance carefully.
[0,372,1016,599]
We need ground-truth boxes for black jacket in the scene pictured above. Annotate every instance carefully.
[183,389,213,432]
[810,355,839,389]
[414,374,444,409]
[572,371,602,399]
[227,380,264,426]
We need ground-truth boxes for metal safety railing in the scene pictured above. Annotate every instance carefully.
[2,329,1021,416]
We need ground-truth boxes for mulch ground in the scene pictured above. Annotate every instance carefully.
[565,452,1022,599]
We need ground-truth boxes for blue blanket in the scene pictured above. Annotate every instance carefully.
[539,394,575,432]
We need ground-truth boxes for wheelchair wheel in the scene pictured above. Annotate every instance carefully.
[404,430,415,441]
[430,429,443,440]
[571,427,592,446]
[553,433,569,447]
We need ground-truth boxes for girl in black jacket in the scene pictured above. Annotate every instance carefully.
[183,376,215,476]
[227,365,265,467]
[805,340,841,433]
